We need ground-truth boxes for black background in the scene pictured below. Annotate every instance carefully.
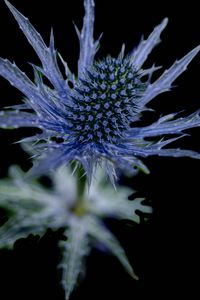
[0,0,200,299]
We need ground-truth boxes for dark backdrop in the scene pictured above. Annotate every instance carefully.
[0,1,199,299]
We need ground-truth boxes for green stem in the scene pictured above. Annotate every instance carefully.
[76,164,87,200]
[71,161,87,216]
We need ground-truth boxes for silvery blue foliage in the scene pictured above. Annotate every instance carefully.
[0,165,152,299]
[0,0,200,185]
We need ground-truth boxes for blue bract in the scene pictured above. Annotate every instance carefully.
[0,0,200,185]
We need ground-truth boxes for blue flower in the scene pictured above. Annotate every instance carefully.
[0,0,200,184]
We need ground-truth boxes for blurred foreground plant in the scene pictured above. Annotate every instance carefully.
[0,165,152,299]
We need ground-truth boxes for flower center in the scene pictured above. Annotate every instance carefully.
[70,56,145,144]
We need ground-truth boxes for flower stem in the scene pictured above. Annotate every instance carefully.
[76,164,87,200]
[71,161,87,216]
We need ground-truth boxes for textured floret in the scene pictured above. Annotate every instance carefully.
[71,57,146,143]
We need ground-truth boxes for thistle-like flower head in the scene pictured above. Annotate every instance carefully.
[70,56,145,144]
[0,0,200,184]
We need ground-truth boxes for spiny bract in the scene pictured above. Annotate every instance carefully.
[0,0,200,185]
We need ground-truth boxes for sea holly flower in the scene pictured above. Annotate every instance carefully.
[0,0,200,185]
[0,165,152,299]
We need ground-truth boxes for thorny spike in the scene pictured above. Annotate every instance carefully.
[130,18,168,68]
[77,0,99,76]
[139,45,200,108]
[4,0,65,92]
